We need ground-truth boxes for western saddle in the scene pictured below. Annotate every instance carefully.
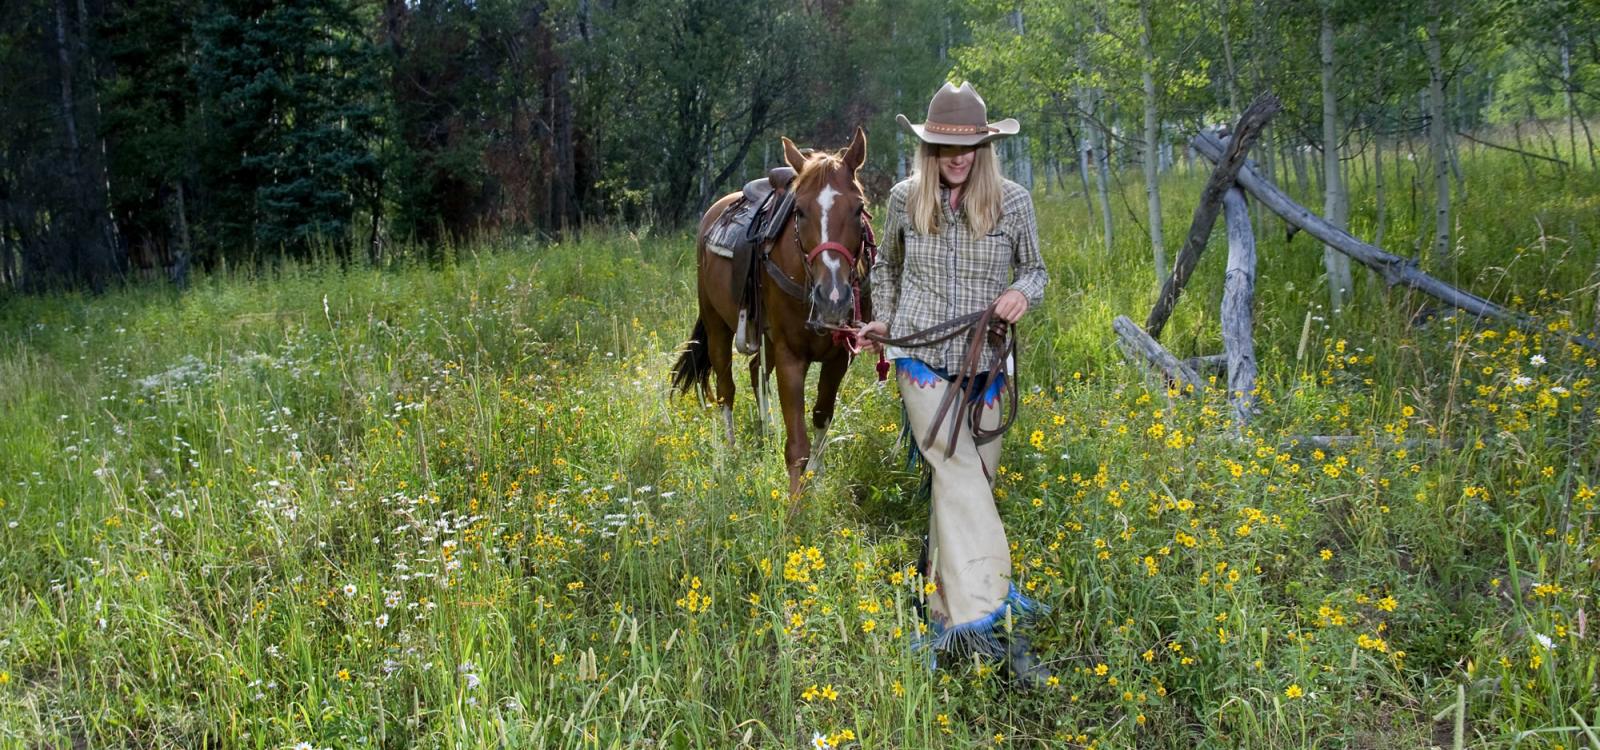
[705,166,797,354]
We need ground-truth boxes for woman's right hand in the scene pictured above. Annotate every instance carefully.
[857,320,888,351]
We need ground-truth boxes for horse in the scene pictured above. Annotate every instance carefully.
[672,127,872,495]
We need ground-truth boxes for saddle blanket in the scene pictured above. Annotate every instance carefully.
[705,197,757,259]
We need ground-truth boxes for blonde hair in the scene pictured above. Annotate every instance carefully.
[905,142,1004,237]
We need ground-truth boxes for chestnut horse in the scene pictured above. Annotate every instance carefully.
[672,128,872,494]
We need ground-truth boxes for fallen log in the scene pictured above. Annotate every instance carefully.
[1146,94,1282,339]
[1190,130,1600,353]
[1184,354,1228,377]
[1113,315,1203,394]
[1455,130,1567,168]
[1221,187,1258,429]
[1278,434,1470,452]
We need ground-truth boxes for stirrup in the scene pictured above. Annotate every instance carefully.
[735,310,759,355]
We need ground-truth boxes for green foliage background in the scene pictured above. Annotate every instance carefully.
[6,0,1600,287]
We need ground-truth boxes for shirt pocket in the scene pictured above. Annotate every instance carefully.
[957,232,1009,287]
[984,213,1017,243]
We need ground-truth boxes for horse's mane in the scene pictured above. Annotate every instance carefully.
[793,149,863,195]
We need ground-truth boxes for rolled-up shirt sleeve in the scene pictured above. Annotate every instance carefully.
[1007,192,1048,308]
[870,184,906,327]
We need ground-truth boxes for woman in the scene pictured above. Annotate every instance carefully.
[859,81,1050,684]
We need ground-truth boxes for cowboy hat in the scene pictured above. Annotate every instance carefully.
[896,81,1020,147]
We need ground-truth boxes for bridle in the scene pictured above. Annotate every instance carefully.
[763,195,877,345]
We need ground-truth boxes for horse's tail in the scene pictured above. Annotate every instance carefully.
[671,319,711,398]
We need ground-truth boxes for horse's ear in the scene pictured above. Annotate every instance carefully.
[843,126,867,172]
[782,137,807,172]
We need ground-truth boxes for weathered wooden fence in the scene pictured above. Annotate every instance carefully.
[1114,92,1600,436]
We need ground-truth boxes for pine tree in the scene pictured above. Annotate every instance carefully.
[193,0,381,260]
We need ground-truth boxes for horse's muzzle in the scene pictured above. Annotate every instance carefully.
[809,283,855,327]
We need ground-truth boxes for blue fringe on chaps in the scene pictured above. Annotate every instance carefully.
[896,358,1044,662]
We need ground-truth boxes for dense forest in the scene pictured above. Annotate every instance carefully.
[1,0,1595,291]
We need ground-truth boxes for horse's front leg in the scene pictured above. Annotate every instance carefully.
[771,347,812,496]
[807,352,851,476]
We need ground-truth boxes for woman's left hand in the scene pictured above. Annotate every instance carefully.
[992,289,1029,323]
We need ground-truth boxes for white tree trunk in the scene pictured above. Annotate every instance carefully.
[1096,118,1115,255]
[1427,2,1451,268]
[1320,5,1352,311]
[1015,136,1034,190]
[1219,0,1240,113]
[1561,25,1579,164]
[1291,144,1310,198]
[1139,0,1167,281]
[1076,108,1097,232]
[1081,25,1114,256]
[1373,129,1387,248]
[1008,7,1033,190]
[1074,22,1114,256]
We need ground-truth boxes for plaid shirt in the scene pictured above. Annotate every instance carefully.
[870,177,1049,372]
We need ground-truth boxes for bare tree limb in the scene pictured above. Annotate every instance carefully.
[1191,130,1600,353]
[1146,93,1280,339]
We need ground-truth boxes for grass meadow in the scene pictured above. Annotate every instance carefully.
[1,139,1598,748]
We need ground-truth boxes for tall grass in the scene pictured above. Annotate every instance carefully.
[0,142,1596,748]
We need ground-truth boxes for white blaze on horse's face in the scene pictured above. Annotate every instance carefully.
[816,185,843,300]
[817,185,840,246]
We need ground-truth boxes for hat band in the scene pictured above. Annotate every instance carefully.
[923,121,995,135]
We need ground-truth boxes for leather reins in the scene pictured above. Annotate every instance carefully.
[861,305,1019,459]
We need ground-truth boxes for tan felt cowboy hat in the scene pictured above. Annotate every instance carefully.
[896,81,1020,147]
